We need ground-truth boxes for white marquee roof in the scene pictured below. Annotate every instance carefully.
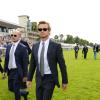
[0,19,24,29]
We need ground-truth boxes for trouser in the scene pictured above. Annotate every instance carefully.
[20,82,29,100]
[94,52,96,60]
[84,53,87,59]
[8,69,21,100]
[36,74,55,100]
[75,52,78,59]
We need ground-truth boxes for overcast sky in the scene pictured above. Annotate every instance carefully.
[0,0,100,44]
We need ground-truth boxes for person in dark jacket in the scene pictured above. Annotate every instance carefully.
[20,40,31,55]
[3,30,29,100]
[82,44,88,59]
[27,21,68,100]
[93,43,97,60]
[18,32,31,100]
[74,44,79,59]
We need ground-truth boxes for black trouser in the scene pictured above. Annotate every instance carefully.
[8,69,21,100]
[20,82,29,100]
[36,74,55,100]
[84,53,87,59]
[75,52,78,59]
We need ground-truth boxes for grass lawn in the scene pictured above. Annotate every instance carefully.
[0,49,100,100]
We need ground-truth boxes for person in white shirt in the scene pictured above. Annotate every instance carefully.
[3,31,29,100]
[27,21,68,100]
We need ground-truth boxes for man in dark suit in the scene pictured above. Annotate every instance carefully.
[20,39,31,55]
[3,31,29,100]
[74,44,79,59]
[93,43,97,60]
[27,21,68,100]
[19,33,31,100]
[82,44,88,59]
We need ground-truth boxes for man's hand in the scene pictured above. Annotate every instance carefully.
[62,84,68,91]
[23,77,27,82]
[27,81,32,88]
[2,72,6,79]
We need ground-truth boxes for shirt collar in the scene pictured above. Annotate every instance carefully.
[40,37,50,45]
[12,40,20,46]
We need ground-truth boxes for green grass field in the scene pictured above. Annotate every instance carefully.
[0,49,100,100]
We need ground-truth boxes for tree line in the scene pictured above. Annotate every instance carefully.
[54,34,94,46]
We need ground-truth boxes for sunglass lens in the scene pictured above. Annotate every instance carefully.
[38,28,48,32]
[38,28,42,31]
[14,35,17,37]
[11,34,17,37]
[43,28,48,31]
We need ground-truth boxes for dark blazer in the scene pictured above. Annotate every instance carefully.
[93,45,99,52]
[82,46,88,54]
[28,40,68,87]
[20,40,31,55]
[74,46,79,53]
[4,43,29,78]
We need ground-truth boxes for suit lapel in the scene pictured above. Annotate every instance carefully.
[47,40,54,67]
[35,42,40,62]
[8,44,12,53]
[15,43,20,55]
[7,44,12,57]
[47,40,53,56]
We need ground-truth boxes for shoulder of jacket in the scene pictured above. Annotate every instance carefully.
[19,42,27,48]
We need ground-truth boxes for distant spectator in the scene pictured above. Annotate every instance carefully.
[82,44,88,59]
[20,39,31,55]
[93,43,97,60]
[0,50,3,73]
[0,37,3,74]
[74,44,79,59]
[96,45,99,52]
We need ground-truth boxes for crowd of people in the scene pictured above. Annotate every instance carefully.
[74,43,99,60]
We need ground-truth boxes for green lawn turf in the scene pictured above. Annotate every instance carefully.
[0,49,100,100]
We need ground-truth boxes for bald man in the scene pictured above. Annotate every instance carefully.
[4,31,29,100]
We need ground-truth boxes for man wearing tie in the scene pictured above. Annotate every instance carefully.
[3,30,29,100]
[27,21,68,100]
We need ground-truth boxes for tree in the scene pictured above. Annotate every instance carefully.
[65,35,74,43]
[54,35,59,42]
[31,22,38,32]
[74,36,80,44]
[59,34,64,42]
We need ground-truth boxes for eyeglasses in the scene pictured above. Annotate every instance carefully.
[38,28,48,32]
[11,34,17,37]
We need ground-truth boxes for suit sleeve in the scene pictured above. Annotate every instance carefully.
[24,42,31,55]
[28,45,36,81]
[56,44,68,84]
[22,47,29,77]
[20,40,31,55]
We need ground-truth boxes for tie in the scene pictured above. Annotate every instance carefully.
[40,42,45,76]
[9,44,15,69]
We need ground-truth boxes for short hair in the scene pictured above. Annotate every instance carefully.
[11,30,21,36]
[38,21,51,31]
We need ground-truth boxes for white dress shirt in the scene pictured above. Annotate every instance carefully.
[8,40,20,70]
[38,38,51,74]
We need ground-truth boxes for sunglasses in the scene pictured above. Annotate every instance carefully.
[11,34,17,37]
[38,28,48,32]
